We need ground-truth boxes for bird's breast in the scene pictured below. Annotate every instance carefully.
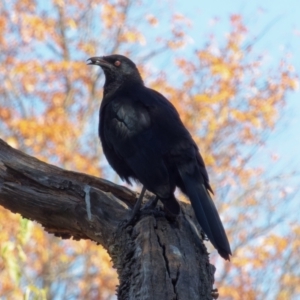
[106,100,150,137]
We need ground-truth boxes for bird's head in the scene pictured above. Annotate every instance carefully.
[87,54,143,92]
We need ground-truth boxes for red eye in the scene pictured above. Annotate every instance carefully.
[114,60,121,67]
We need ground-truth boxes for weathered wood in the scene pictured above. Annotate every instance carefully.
[0,139,135,248]
[111,214,215,300]
[0,139,216,300]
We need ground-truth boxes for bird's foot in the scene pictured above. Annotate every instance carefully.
[141,196,159,211]
[163,208,179,223]
[162,197,181,223]
[122,186,146,227]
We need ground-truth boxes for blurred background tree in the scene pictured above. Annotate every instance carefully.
[0,0,299,299]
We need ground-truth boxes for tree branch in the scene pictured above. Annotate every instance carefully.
[0,138,134,247]
[0,138,216,300]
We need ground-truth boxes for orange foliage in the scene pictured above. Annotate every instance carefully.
[0,0,299,298]
[0,206,117,299]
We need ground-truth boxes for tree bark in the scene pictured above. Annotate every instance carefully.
[0,139,217,300]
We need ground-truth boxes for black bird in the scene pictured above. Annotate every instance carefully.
[87,54,232,260]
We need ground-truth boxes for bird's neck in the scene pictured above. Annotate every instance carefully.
[103,77,123,97]
[103,76,143,97]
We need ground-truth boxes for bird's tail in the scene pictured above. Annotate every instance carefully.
[179,168,231,260]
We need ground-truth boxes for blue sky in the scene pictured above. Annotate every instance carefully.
[177,0,300,174]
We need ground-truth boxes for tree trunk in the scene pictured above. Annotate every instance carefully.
[0,139,217,300]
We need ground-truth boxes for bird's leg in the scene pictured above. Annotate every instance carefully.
[142,195,159,210]
[125,186,147,225]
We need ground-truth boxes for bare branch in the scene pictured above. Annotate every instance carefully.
[0,138,135,248]
[0,138,216,299]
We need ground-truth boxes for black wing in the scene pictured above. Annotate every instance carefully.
[100,85,211,192]
[99,87,176,196]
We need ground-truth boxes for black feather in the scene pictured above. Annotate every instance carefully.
[179,168,232,260]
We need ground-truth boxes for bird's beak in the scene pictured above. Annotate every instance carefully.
[87,57,110,68]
